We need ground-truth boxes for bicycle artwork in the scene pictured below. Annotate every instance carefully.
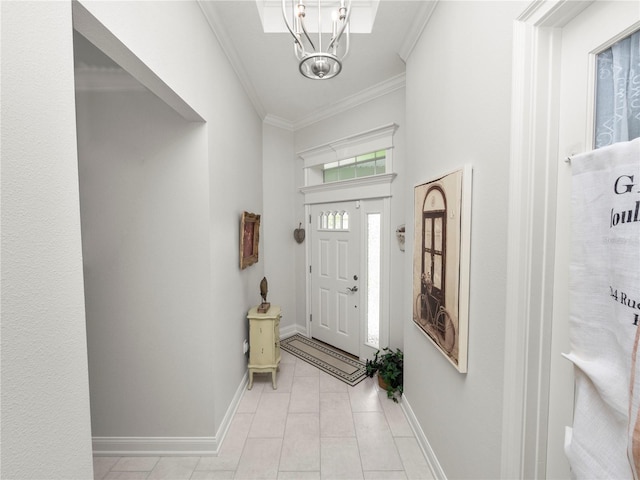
[412,166,471,373]
[414,274,456,358]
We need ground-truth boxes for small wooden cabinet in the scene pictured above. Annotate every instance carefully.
[247,305,281,390]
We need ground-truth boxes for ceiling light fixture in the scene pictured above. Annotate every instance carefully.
[282,0,352,80]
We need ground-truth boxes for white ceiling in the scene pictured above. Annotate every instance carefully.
[199,1,436,129]
[74,1,437,130]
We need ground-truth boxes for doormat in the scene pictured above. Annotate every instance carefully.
[280,334,367,387]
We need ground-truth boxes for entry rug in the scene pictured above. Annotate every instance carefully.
[280,334,366,386]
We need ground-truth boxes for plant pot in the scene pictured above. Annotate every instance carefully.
[377,375,389,391]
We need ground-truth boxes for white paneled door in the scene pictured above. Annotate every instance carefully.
[310,201,360,356]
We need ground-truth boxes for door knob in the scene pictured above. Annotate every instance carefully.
[347,286,358,293]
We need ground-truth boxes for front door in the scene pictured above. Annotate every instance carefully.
[310,201,360,356]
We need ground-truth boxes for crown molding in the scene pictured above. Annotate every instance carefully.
[398,0,438,62]
[292,73,406,131]
[197,1,266,120]
[264,76,405,132]
[263,114,295,131]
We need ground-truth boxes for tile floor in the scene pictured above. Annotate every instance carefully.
[93,350,434,480]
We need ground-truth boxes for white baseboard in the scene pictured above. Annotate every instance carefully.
[401,393,447,479]
[214,370,248,450]
[92,372,249,456]
[279,323,307,339]
[92,436,217,456]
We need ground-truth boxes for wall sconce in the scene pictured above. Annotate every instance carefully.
[294,223,305,244]
[396,225,405,251]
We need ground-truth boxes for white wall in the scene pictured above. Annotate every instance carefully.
[76,89,213,438]
[1,1,94,478]
[294,88,406,349]
[404,2,525,478]
[2,0,264,468]
[76,0,264,440]
[263,124,297,333]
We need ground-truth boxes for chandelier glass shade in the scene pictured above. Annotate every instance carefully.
[282,0,352,80]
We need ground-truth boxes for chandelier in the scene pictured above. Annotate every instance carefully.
[281,0,352,80]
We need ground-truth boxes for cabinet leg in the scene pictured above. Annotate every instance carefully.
[248,371,254,390]
[271,370,277,390]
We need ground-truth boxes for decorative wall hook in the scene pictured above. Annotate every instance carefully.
[294,223,306,244]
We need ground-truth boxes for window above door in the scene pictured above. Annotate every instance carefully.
[298,123,398,204]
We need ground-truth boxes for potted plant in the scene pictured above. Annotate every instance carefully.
[365,347,403,402]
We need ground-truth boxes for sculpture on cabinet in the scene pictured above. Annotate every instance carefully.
[258,276,270,313]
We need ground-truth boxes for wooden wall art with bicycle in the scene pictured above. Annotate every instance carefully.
[412,165,472,373]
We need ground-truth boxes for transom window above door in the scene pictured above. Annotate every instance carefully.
[297,124,398,205]
[322,150,386,183]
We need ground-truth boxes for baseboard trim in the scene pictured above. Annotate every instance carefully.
[92,436,217,456]
[214,370,248,451]
[279,323,307,339]
[92,372,249,456]
[401,393,447,479]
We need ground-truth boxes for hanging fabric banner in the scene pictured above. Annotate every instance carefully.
[565,137,640,478]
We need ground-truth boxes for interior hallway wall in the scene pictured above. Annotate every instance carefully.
[76,0,264,438]
[1,2,94,478]
[293,88,406,349]
[262,124,297,331]
[403,2,526,478]
[76,88,211,438]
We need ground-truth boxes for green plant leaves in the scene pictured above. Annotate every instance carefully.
[364,347,403,402]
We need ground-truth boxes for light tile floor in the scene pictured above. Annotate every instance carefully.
[93,350,434,480]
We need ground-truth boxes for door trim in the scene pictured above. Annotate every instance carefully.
[502,1,593,478]
[506,3,640,477]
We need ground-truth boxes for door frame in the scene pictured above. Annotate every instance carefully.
[296,124,398,359]
[503,1,640,477]
[304,197,391,360]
